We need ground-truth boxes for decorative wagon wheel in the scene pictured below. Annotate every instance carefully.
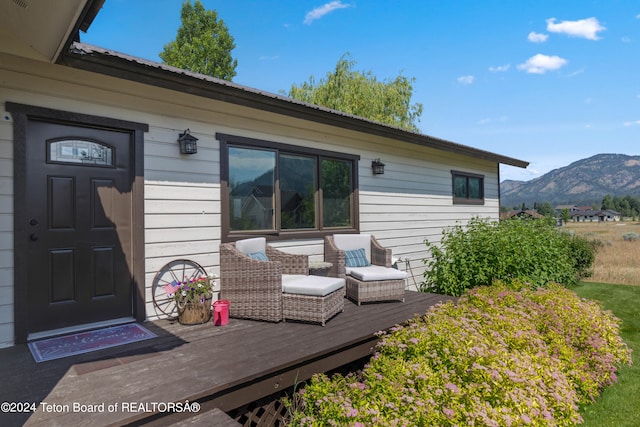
[152,259,208,318]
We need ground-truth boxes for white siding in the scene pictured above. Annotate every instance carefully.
[144,181,221,320]
[1,51,503,346]
[0,117,13,347]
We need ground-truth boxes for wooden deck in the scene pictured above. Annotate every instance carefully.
[1,291,455,426]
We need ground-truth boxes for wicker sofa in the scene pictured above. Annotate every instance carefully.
[324,234,408,305]
[220,238,345,326]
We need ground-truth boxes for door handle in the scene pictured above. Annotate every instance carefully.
[30,234,39,241]
[29,218,39,226]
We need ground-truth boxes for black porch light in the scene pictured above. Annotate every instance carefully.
[178,129,198,154]
[371,158,385,175]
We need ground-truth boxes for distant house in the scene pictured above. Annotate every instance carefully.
[555,204,580,213]
[0,0,528,347]
[571,209,621,222]
[500,209,545,220]
[576,205,595,212]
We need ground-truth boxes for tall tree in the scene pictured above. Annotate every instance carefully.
[286,54,423,132]
[160,0,237,80]
[601,194,613,210]
[536,201,555,217]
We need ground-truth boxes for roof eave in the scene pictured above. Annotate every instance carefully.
[54,0,105,62]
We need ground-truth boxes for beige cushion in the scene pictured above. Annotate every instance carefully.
[282,274,345,296]
[333,234,372,262]
[348,265,408,281]
[235,237,266,256]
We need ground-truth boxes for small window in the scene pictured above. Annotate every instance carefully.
[451,170,484,204]
[48,139,114,166]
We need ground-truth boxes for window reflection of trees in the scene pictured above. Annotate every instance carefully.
[228,146,354,233]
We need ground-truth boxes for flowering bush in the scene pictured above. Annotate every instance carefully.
[287,285,631,426]
[165,277,213,304]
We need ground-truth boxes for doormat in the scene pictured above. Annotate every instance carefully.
[28,323,157,363]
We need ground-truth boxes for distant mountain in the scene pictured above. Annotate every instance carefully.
[500,154,640,208]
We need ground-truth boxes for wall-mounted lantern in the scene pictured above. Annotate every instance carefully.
[372,158,385,175]
[178,129,198,154]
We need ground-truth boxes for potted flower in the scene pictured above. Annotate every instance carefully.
[164,276,214,325]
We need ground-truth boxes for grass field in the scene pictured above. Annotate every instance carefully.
[556,222,639,424]
[562,221,640,286]
[572,282,640,427]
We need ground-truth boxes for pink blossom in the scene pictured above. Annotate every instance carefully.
[443,407,455,418]
[444,382,460,393]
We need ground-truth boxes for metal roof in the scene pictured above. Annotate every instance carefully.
[60,42,528,168]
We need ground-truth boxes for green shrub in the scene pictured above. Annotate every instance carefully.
[566,234,599,278]
[622,232,640,241]
[421,217,596,296]
[287,285,631,427]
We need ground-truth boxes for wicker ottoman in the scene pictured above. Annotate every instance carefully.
[282,275,345,326]
[345,276,405,305]
[344,265,407,305]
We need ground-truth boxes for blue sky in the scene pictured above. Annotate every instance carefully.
[82,0,639,182]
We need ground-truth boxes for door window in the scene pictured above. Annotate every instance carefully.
[48,139,114,166]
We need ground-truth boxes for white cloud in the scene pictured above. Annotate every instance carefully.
[304,1,351,25]
[528,32,548,43]
[477,116,508,126]
[524,168,541,177]
[546,17,606,40]
[623,120,640,126]
[457,75,474,85]
[489,64,510,72]
[517,54,568,74]
[567,68,585,77]
[259,55,280,61]
[621,36,631,43]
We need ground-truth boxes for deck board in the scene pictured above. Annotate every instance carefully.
[0,291,454,426]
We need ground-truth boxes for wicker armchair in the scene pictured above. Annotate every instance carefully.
[220,238,345,325]
[325,234,407,305]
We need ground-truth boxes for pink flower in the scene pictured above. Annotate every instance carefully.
[444,382,460,393]
[443,407,455,418]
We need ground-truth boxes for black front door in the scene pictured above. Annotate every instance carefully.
[25,120,135,334]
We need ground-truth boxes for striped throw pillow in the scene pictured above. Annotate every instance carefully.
[249,251,269,261]
[345,248,370,267]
